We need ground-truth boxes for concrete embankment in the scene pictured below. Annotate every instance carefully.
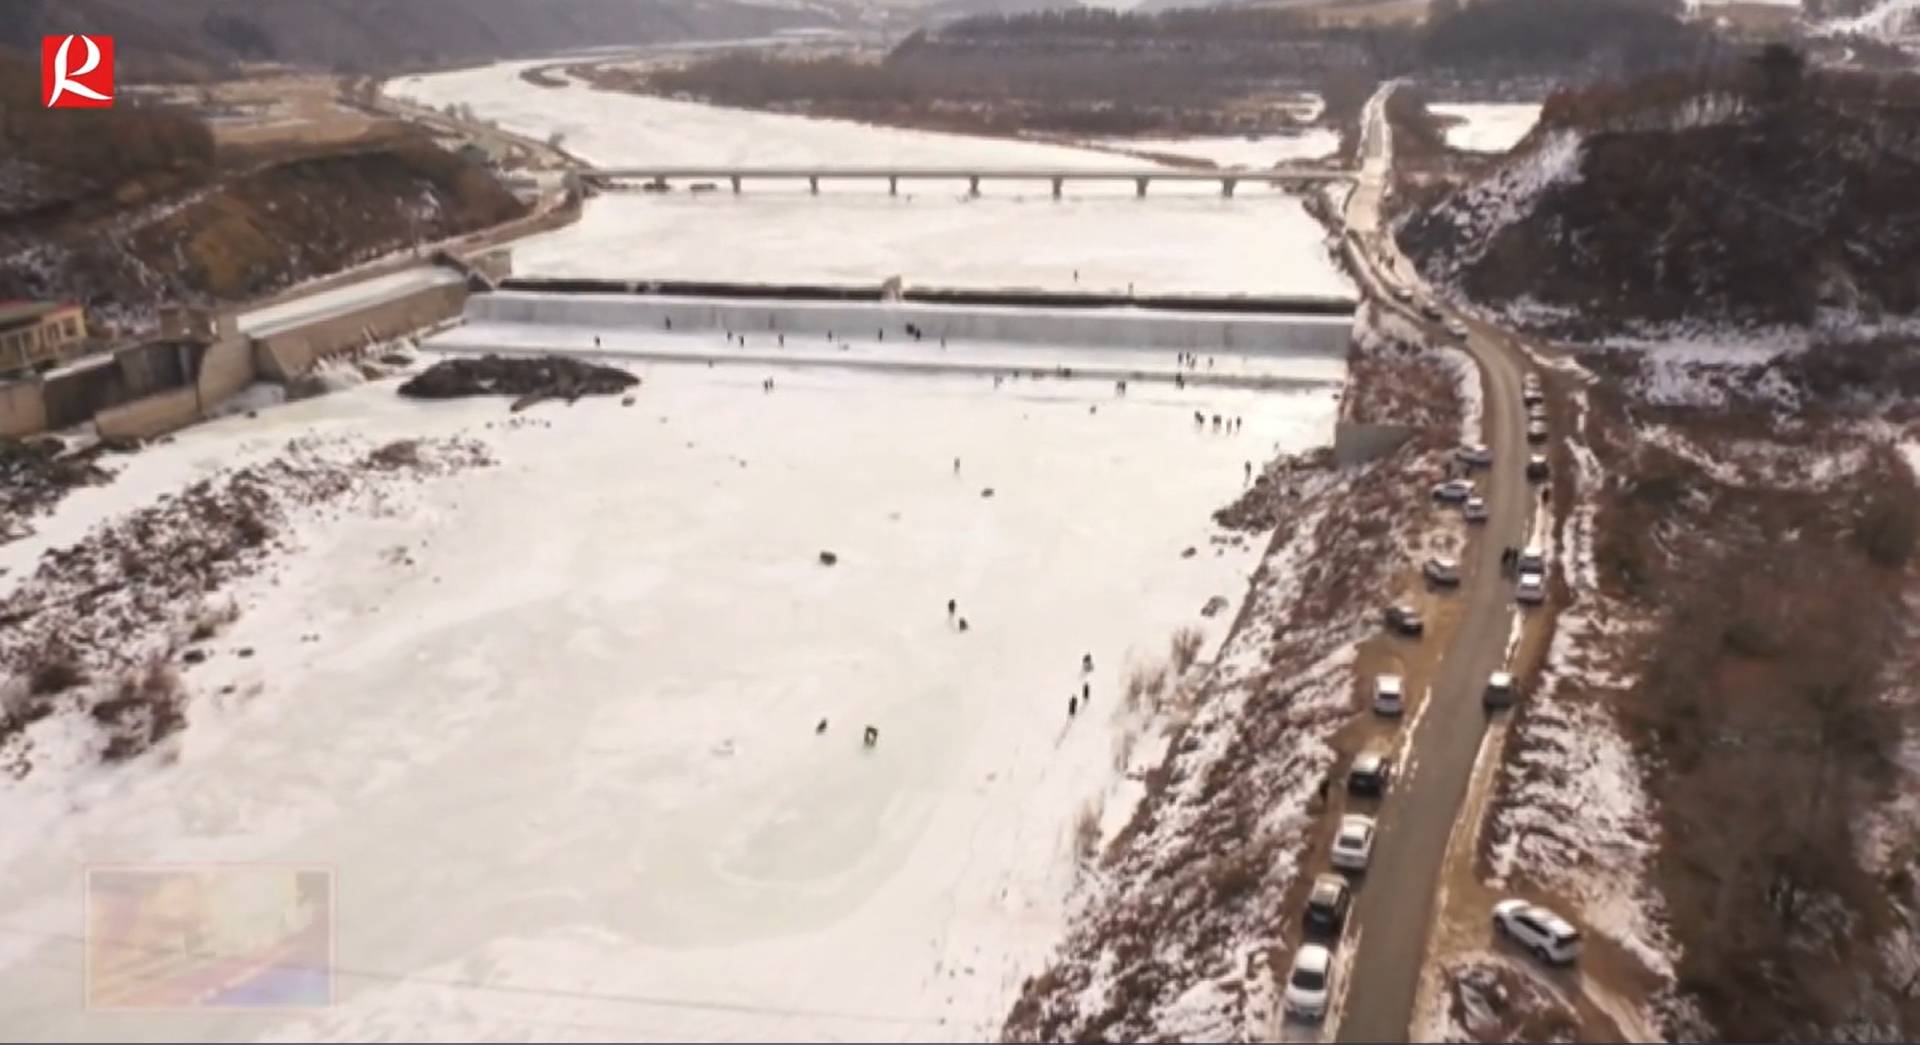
[454,289,1355,357]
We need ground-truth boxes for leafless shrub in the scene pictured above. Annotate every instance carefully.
[28,653,86,696]
[188,598,240,642]
[1113,728,1138,772]
[91,659,187,763]
[1075,800,1103,863]
[1169,627,1205,675]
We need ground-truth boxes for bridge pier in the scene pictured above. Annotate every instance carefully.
[1135,177,1150,198]
[1221,177,1237,198]
[1051,177,1064,199]
[809,175,819,195]
[731,175,741,194]
[889,176,898,196]
[968,175,981,198]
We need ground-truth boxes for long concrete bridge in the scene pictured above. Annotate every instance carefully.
[569,165,1350,199]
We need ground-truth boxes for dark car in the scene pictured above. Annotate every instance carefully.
[1385,604,1424,636]
[1483,671,1517,710]
[1348,750,1393,796]
[1304,873,1352,936]
[1526,454,1551,481]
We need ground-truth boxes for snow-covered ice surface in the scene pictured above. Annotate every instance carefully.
[1429,104,1542,154]
[387,61,1351,300]
[512,191,1351,298]
[0,346,1339,1041]
[392,61,1151,174]
[1087,129,1340,168]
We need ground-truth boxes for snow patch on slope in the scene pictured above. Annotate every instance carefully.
[1413,131,1585,283]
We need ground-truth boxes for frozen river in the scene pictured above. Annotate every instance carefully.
[388,61,1353,299]
[0,52,1352,1044]
[0,353,1337,1042]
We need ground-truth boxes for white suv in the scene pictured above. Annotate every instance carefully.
[1373,674,1405,716]
[1492,899,1583,965]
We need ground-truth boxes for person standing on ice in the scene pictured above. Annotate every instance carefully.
[1245,461,1252,483]
[1068,695,1078,717]
[948,598,957,619]
[953,456,961,476]
[1082,653,1094,673]
[593,335,601,348]
[1082,681,1090,702]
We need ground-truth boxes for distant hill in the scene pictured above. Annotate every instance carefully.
[1421,0,1720,83]
[1396,56,1920,337]
[1,0,835,79]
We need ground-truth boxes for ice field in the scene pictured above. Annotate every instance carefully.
[0,351,1339,1041]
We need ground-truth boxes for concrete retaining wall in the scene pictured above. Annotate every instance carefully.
[0,380,48,438]
[464,291,1353,356]
[1334,422,1417,466]
[254,281,468,380]
[95,386,201,441]
[197,337,255,405]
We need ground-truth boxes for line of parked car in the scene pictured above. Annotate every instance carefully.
[1283,322,1584,1023]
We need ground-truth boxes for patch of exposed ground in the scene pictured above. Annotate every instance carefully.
[1474,337,1920,1041]
[397,354,639,410]
[0,434,492,773]
[0,437,126,543]
[1425,954,1580,1043]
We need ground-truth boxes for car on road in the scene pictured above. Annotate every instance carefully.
[1527,420,1550,445]
[1483,670,1517,709]
[1523,387,1545,407]
[1422,303,1444,322]
[1384,604,1424,636]
[1526,454,1551,481]
[1456,443,1493,468]
[1432,478,1474,503]
[1304,874,1353,935]
[1492,899,1583,965]
[1373,673,1405,716]
[1516,570,1546,604]
[1348,749,1393,796]
[1331,814,1377,871]
[1285,944,1335,1021]
[1518,545,1546,574]
[1392,286,1413,303]
[1423,556,1461,586]
[1463,496,1490,523]
[1444,318,1468,339]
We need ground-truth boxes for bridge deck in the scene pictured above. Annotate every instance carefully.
[581,166,1348,181]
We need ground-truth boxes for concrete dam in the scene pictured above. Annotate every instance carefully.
[431,282,1356,384]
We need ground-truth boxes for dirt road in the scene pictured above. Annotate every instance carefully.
[1329,82,1536,1043]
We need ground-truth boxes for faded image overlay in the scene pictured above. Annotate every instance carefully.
[86,866,333,1009]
